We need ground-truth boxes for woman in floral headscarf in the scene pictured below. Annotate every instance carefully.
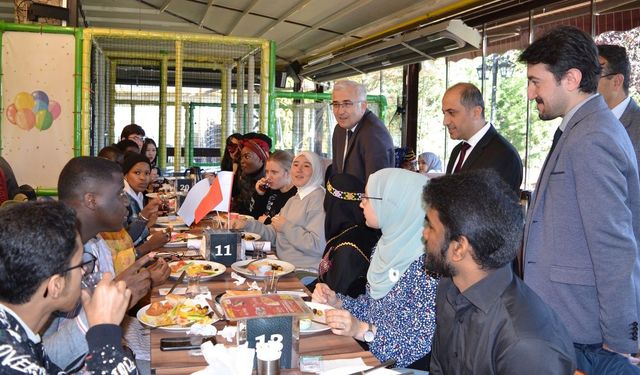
[313,168,438,370]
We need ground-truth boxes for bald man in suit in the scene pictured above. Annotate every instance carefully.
[443,83,522,193]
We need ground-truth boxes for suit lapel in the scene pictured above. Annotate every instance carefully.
[343,110,369,169]
[620,98,639,130]
[461,125,496,171]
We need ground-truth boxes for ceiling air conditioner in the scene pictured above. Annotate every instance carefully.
[301,19,481,82]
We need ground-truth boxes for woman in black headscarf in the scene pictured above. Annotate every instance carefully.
[315,173,380,298]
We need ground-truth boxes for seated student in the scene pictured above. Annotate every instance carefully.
[141,138,159,169]
[235,151,326,271]
[394,147,418,172]
[0,201,137,375]
[313,168,438,369]
[231,132,271,215]
[121,152,165,247]
[252,150,297,224]
[120,123,146,151]
[98,145,125,166]
[314,173,379,297]
[424,170,575,374]
[116,139,141,154]
[418,152,442,174]
[43,156,168,371]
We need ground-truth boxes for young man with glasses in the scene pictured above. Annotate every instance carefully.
[0,201,137,374]
[329,80,394,184]
[120,123,146,151]
[597,44,639,165]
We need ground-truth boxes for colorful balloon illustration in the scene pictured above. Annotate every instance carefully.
[6,90,61,132]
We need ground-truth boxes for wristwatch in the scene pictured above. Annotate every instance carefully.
[363,322,375,343]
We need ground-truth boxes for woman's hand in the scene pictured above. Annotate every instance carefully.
[312,283,341,308]
[230,217,248,230]
[325,309,365,338]
[258,214,269,223]
[270,214,287,232]
[254,177,269,195]
[141,199,161,226]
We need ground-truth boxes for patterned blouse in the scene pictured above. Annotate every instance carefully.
[339,254,438,368]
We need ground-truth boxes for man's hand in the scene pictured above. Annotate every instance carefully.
[82,272,131,327]
[115,255,152,307]
[140,229,171,254]
[147,258,171,286]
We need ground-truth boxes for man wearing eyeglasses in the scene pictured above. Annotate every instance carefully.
[597,44,639,165]
[330,80,394,184]
[120,123,146,151]
[0,201,137,374]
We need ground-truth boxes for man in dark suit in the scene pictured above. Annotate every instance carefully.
[597,44,640,165]
[520,26,640,374]
[443,83,522,192]
[330,80,394,184]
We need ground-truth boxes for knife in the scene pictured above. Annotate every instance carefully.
[167,270,186,295]
[347,359,396,375]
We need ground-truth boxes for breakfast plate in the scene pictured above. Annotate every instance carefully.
[164,233,200,248]
[169,260,226,281]
[155,216,188,227]
[137,296,217,331]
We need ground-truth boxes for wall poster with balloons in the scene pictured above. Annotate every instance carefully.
[1,31,75,189]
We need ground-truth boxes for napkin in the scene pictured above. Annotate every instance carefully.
[319,359,400,375]
[219,325,237,342]
[187,239,201,249]
[191,341,255,375]
[231,272,246,285]
[187,323,217,337]
[247,281,261,291]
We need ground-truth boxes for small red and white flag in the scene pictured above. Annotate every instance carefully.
[177,171,234,225]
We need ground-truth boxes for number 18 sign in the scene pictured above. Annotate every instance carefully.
[204,229,239,266]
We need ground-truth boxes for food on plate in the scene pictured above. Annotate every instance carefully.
[299,319,312,330]
[312,308,324,318]
[171,260,221,277]
[246,261,284,275]
[140,294,214,327]
[170,233,193,242]
[242,233,256,241]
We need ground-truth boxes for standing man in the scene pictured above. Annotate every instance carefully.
[442,83,522,192]
[520,26,640,374]
[424,170,575,374]
[597,44,640,163]
[330,80,394,184]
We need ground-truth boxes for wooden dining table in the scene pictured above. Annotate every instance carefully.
[148,241,379,374]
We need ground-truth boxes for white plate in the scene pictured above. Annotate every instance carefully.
[169,260,226,281]
[241,232,261,241]
[155,216,187,227]
[305,301,333,325]
[136,301,217,332]
[300,318,331,335]
[321,366,399,375]
[231,259,295,280]
[164,233,200,248]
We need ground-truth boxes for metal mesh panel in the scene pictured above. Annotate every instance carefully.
[87,31,266,171]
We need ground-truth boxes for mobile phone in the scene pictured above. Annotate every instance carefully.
[159,337,216,351]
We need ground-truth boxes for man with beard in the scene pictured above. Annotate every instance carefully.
[519,26,640,374]
[423,170,575,374]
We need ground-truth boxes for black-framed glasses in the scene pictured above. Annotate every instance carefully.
[61,252,97,276]
[600,72,619,79]
[330,101,363,110]
[361,195,383,201]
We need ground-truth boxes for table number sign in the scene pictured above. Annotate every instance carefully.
[204,229,239,266]
[247,317,296,368]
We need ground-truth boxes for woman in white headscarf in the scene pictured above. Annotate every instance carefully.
[238,151,326,270]
[313,168,438,370]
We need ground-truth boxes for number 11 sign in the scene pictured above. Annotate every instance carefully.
[204,229,239,266]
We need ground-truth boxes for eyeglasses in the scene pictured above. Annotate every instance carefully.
[600,72,619,79]
[128,135,145,142]
[330,101,363,110]
[361,195,382,201]
[61,252,97,276]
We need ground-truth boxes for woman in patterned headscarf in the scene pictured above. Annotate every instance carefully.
[231,132,271,215]
[313,168,438,369]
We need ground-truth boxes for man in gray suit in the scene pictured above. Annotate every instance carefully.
[520,26,640,374]
[597,44,640,165]
[330,80,394,184]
